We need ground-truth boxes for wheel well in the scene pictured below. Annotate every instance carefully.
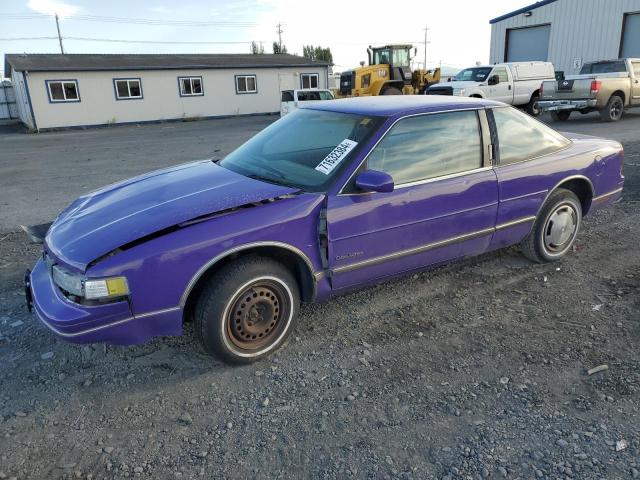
[611,90,625,103]
[556,178,593,215]
[530,89,540,100]
[182,246,316,323]
[470,94,483,98]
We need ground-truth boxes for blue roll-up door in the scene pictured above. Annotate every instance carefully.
[621,13,640,58]
[506,25,551,62]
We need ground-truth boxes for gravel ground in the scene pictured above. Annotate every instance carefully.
[0,119,639,480]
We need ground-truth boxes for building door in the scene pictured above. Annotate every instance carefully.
[620,13,640,58]
[506,24,551,62]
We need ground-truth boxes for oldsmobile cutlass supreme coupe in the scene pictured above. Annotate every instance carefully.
[26,96,624,364]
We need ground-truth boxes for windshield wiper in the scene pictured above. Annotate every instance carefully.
[245,173,293,188]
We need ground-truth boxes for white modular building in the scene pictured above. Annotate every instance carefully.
[489,0,640,74]
[4,53,330,131]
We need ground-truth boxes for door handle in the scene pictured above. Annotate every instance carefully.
[508,85,512,90]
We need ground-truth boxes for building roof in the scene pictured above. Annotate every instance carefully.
[304,95,501,117]
[5,53,330,75]
[489,0,558,24]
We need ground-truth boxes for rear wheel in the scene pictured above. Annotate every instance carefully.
[526,94,541,116]
[550,110,571,122]
[520,189,582,263]
[599,95,624,122]
[381,86,402,95]
[195,256,299,364]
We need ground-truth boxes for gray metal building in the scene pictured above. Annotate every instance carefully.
[489,0,640,74]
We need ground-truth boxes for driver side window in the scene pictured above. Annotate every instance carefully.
[367,111,483,185]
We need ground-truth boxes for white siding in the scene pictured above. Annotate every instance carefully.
[490,0,640,73]
[25,66,328,130]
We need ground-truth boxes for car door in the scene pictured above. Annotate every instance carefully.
[631,61,640,104]
[488,67,512,104]
[326,109,499,290]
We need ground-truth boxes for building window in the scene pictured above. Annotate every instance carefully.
[46,80,80,102]
[235,75,257,94]
[114,78,143,100]
[179,76,203,96]
[301,73,319,89]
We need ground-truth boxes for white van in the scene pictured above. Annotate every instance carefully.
[427,62,555,116]
[280,89,334,117]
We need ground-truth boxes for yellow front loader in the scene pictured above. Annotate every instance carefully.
[336,44,440,97]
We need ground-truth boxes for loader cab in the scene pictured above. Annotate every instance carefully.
[369,45,413,86]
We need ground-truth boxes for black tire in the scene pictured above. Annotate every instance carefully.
[526,94,541,116]
[599,95,624,122]
[195,256,300,364]
[520,188,582,263]
[381,86,402,95]
[550,110,571,122]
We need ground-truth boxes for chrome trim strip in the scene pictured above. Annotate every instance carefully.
[337,107,486,196]
[593,187,623,202]
[536,175,594,217]
[495,215,536,230]
[394,167,493,190]
[34,306,181,338]
[179,241,320,307]
[331,215,536,274]
[332,226,495,274]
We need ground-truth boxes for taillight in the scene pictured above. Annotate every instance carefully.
[590,80,601,94]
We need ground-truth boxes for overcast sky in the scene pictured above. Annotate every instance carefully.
[2,0,531,77]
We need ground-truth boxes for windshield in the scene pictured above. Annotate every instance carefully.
[220,109,384,192]
[453,67,492,82]
[580,60,627,74]
[373,48,410,66]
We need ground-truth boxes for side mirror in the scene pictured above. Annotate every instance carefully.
[355,170,394,193]
[488,75,499,85]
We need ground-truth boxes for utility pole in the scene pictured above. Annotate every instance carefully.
[55,13,64,54]
[276,22,283,52]
[423,26,430,70]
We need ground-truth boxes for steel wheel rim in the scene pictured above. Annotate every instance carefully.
[610,99,622,119]
[543,203,578,254]
[225,279,291,352]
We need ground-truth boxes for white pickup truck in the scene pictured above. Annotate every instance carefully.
[426,61,555,116]
[539,58,640,122]
[280,89,334,117]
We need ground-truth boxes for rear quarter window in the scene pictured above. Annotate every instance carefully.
[492,107,570,165]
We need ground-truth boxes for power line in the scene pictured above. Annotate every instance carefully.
[3,13,257,27]
[64,36,264,45]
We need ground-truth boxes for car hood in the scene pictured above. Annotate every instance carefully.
[46,160,298,271]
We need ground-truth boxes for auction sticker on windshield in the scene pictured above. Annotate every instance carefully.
[315,139,358,175]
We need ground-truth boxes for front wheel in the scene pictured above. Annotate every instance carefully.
[381,86,402,95]
[520,189,582,263]
[195,256,300,364]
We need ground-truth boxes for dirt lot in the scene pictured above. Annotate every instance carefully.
[1,114,639,479]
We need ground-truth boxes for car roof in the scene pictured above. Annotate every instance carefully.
[303,95,502,116]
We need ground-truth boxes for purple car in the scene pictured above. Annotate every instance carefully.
[26,96,624,364]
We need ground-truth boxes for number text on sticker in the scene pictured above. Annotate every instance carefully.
[315,139,358,175]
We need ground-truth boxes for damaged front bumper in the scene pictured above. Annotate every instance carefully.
[27,258,182,345]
